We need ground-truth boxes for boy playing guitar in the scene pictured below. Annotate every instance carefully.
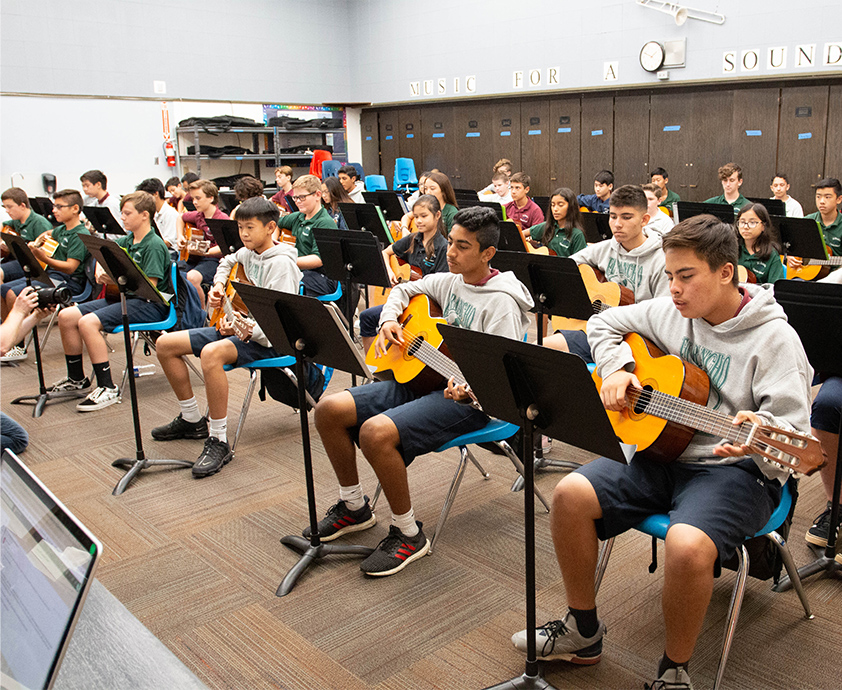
[512,215,814,690]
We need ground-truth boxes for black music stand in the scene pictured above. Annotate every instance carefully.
[338,202,393,245]
[746,197,786,216]
[83,206,124,236]
[206,218,242,256]
[28,197,56,224]
[580,213,613,243]
[498,221,528,252]
[532,196,550,215]
[438,325,628,690]
[772,216,827,261]
[461,199,506,220]
[674,201,735,224]
[233,282,374,596]
[79,235,193,495]
[362,191,409,221]
[3,232,74,417]
[773,280,842,589]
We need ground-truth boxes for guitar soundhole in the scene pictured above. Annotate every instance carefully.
[407,335,424,356]
[632,385,655,415]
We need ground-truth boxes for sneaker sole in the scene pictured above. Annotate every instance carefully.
[76,396,121,412]
[304,513,377,542]
[805,531,829,548]
[152,429,210,441]
[512,642,603,665]
[362,536,430,577]
[192,450,233,478]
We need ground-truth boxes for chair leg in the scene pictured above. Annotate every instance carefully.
[766,531,813,619]
[430,448,470,554]
[230,369,259,451]
[496,440,550,513]
[118,333,140,393]
[714,544,750,690]
[594,537,615,595]
[463,446,490,479]
[25,308,59,351]
[371,483,381,510]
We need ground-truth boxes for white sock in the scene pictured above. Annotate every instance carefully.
[391,508,418,537]
[178,396,202,423]
[209,417,227,444]
[339,484,365,511]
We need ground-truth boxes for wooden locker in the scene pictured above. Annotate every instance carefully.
[687,89,733,201]
[421,105,454,181]
[452,103,491,191]
[398,108,423,178]
[613,94,650,187]
[649,92,692,200]
[360,110,379,177]
[520,100,551,196]
[730,87,780,199]
[777,85,829,205]
[549,97,581,192]
[489,100,522,177]
[823,83,842,182]
[378,110,400,190]
[580,96,614,195]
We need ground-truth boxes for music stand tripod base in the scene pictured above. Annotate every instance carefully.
[277,536,374,597]
[483,672,559,690]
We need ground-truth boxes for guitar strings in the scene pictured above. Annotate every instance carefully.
[398,326,467,385]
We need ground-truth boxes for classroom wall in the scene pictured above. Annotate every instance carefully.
[350,0,841,105]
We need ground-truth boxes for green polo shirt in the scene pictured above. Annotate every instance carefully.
[662,189,681,207]
[738,245,785,284]
[806,211,842,258]
[51,223,90,283]
[117,228,172,294]
[529,222,587,258]
[442,204,458,234]
[2,210,52,242]
[704,193,749,212]
[277,207,337,258]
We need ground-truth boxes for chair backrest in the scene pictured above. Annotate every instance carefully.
[365,175,387,192]
[321,160,342,179]
[309,150,333,179]
[349,162,365,179]
[393,158,418,188]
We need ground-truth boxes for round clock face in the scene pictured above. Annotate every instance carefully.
[640,41,665,72]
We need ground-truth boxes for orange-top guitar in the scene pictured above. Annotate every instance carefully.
[370,251,424,308]
[592,333,824,476]
[208,263,254,340]
[736,265,757,284]
[551,264,635,333]
[179,222,210,262]
[786,247,841,281]
[30,232,60,269]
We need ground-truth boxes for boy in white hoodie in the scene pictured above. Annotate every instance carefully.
[545,185,669,361]
[338,164,366,203]
[309,207,534,577]
[153,197,302,478]
[513,214,812,690]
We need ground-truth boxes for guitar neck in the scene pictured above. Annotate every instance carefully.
[804,255,842,267]
[403,331,468,387]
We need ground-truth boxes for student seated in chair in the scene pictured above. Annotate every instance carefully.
[641,183,674,237]
[338,164,366,203]
[276,174,340,298]
[505,172,545,231]
[543,185,668,362]
[704,162,749,212]
[308,206,533,577]
[153,197,302,478]
[650,167,680,208]
[80,169,124,230]
[270,165,294,214]
[165,176,184,210]
[484,169,513,205]
[136,178,179,251]
[792,177,842,272]
[577,170,614,214]
[49,191,172,412]
[176,178,229,308]
[479,158,513,197]
[177,172,200,213]
[769,173,804,218]
[1,186,54,284]
[513,214,812,690]
[229,175,265,220]
[524,187,587,256]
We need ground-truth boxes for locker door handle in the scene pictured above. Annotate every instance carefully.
[689,184,697,188]
[550,177,557,181]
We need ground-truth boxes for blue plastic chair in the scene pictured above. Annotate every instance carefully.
[371,418,550,554]
[393,158,418,194]
[349,162,365,180]
[365,175,388,192]
[593,478,811,690]
[321,160,342,179]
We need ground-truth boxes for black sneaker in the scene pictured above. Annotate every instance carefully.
[151,414,209,441]
[302,498,376,542]
[191,437,232,478]
[360,522,430,577]
[805,502,841,548]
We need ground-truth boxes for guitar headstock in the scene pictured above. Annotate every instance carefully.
[748,424,825,476]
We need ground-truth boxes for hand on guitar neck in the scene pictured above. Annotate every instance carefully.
[178,223,211,261]
[208,264,255,341]
[786,247,840,281]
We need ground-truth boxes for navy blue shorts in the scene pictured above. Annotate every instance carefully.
[576,455,782,562]
[187,326,280,367]
[301,269,338,298]
[556,329,593,363]
[178,257,219,283]
[1,259,25,283]
[359,304,384,337]
[348,380,489,466]
[1,272,85,300]
[812,375,842,434]
[76,297,170,332]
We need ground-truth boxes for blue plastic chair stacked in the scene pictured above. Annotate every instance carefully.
[321,160,342,179]
[364,175,388,192]
[393,158,418,194]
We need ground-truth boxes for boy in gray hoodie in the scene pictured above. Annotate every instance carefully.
[545,185,668,362]
[512,215,812,690]
[153,197,302,478]
[309,207,534,577]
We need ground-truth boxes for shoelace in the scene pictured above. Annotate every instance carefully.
[89,387,113,402]
[537,619,571,656]
[378,527,409,554]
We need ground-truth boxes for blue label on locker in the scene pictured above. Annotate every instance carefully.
[386,135,393,140]
[745,130,762,136]
[406,133,414,138]
[365,136,372,140]
[500,131,511,136]
[528,129,542,135]
[663,125,681,132]
[432,133,445,138]
[557,127,572,133]
[591,129,603,136]
[798,132,812,140]
[466,132,481,137]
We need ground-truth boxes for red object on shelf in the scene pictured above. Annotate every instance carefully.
[309,150,332,179]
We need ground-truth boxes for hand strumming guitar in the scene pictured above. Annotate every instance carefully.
[94,262,115,285]
[206,282,225,310]
[600,370,642,411]
[374,321,404,358]
[712,410,763,458]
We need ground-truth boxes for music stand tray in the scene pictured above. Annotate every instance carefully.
[79,234,192,495]
[439,325,627,689]
[233,283,374,596]
[362,191,409,222]
[206,218,242,256]
[83,206,125,236]
[579,213,613,244]
[338,202,393,245]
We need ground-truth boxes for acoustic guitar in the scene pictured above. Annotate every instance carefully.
[511,219,553,256]
[592,333,824,476]
[30,233,60,269]
[370,253,424,308]
[208,262,255,340]
[551,264,635,333]
[786,248,841,281]
[736,265,757,284]
[179,223,210,262]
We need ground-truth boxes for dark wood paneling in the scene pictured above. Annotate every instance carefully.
[688,90,733,201]
[520,100,550,195]
[777,85,829,205]
[823,84,842,182]
[649,92,692,199]
[452,103,491,191]
[398,108,423,169]
[549,97,581,192]
[378,110,400,189]
[489,100,522,176]
[613,94,650,187]
[359,110,379,177]
[580,96,614,194]
[730,88,780,198]
[421,105,454,181]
